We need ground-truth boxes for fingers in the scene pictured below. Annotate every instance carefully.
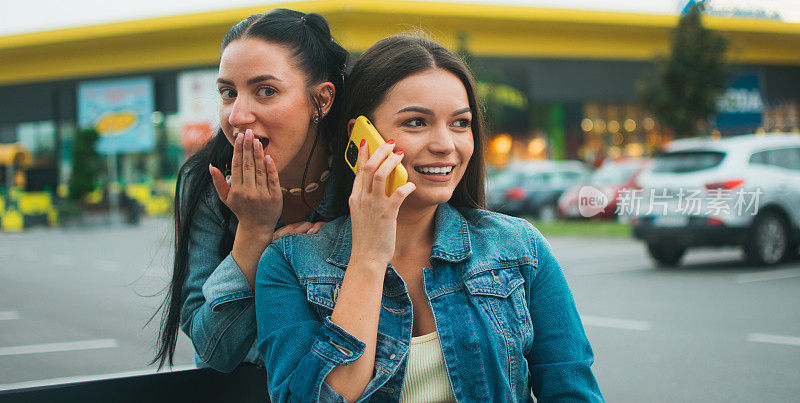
[209,164,230,202]
[265,154,281,197]
[272,225,291,241]
[360,140,396,195]
[231,132,243,186]
[272,221,318,242]
[292,221,315,234]
[308,221,325,234]
[388,181,416,207]
[242,129,256,187]
[373,149,404,197]
[253,137,267,190]
[353,138,369,195]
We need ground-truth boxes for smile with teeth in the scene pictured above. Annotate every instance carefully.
[415,166,454,175]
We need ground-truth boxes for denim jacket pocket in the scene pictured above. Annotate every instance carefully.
[305,278,342,319]
[464,265,533,339]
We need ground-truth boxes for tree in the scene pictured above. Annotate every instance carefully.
[68,128,101,201]
[639,4,730,137]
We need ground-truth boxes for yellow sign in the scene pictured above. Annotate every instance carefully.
[95,110,137,136]
[0,143,32,167]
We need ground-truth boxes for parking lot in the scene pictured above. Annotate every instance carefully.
[1,218,799,401]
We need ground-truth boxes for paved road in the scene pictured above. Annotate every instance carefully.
[0,218,196,388]
[550,236,800,402]
[2,218,799,401]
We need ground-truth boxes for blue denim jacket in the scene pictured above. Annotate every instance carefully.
[255,202,603,402]
[180,172,337,372]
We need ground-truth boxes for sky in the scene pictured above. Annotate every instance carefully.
[1,0,798,37]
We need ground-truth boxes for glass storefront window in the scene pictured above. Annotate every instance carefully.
[17,121,57,162]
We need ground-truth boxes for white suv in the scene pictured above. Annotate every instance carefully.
[631,133,800,266]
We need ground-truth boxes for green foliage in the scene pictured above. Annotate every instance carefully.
[68,128,101,201]
[639,5,731,137]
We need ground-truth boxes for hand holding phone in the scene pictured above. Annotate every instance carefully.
[344,116,408,196]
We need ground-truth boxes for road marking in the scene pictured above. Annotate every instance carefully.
[581,315,652,331]
[0,339,118,357]
[0,311,19,321]
[736,268,800,283]
[53,254,75,266]
[747,333,800,347]
[567,266,646,277]
[0,364,197,391]
[19,253,39,262]
[92,260,119,272]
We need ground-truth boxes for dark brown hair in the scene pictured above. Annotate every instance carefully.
[332,35,486,212]
[152,8,348,369]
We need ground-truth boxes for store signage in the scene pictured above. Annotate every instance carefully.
[715,72,763,128]
[77,77,155,154]
[178,70,219,152]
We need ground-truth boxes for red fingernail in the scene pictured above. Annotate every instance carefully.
[387,139,395,144]
[360,139,366,147]
[395,150,403,155]
[410,182,416,186]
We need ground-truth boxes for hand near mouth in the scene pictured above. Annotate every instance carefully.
[208,128,283,287]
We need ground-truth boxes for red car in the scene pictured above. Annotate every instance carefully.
[558,158,651,219]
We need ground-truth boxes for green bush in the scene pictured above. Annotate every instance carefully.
[68,128,101,201]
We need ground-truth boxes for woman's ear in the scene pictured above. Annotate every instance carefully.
[346,118,356,136]
[313,82,335,115]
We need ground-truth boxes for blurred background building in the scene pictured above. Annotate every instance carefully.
[0,0,798,193]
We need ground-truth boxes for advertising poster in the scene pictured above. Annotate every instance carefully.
[77,77,156,154]
[178,69,219,154]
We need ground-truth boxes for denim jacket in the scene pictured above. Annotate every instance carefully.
[180,172,337,372]
[255,202,603,402]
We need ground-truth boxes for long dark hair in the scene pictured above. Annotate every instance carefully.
[151,8,348,369]
[332,35,486,212]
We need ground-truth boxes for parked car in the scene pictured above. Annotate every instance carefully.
[487,160,590,220]
[558,158,651,219]
[632,133,800,266]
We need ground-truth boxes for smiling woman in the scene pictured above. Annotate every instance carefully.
[151,8,350,372]
[254,35,603,402]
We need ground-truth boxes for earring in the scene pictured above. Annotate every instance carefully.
[312,114,321,124]
[328,88,333,97]
[321,103,326,107]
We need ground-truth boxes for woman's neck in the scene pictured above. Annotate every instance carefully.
[393,203,438,259]
[279,142,330,224]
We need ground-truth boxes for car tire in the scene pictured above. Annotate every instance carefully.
[647,242,686,267]
[744,212,789,265]
[538,203,557,223]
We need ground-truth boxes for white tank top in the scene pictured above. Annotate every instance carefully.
[400,331,456,402]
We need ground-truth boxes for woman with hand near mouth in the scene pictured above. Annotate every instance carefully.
[152,9,349,372]
[255,35,602,402]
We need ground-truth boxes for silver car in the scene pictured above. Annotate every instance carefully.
[631,133,800,266]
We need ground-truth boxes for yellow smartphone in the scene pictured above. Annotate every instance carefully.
[344,115,408,196]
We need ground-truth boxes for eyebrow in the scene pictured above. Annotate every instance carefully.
[396,106,472,116]
[216,74,281,86]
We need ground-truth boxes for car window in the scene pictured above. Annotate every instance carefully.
[652,151,725,173]
[560,171,582,185]
[749,150,768,165]
[520,172,548,187]
[591,164,636,184]
[769,147,800,171]
[490,169,523,189]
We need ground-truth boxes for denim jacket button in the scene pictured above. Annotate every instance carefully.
[390,353,396,360]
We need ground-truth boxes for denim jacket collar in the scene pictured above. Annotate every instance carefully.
[326,203,472,268]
